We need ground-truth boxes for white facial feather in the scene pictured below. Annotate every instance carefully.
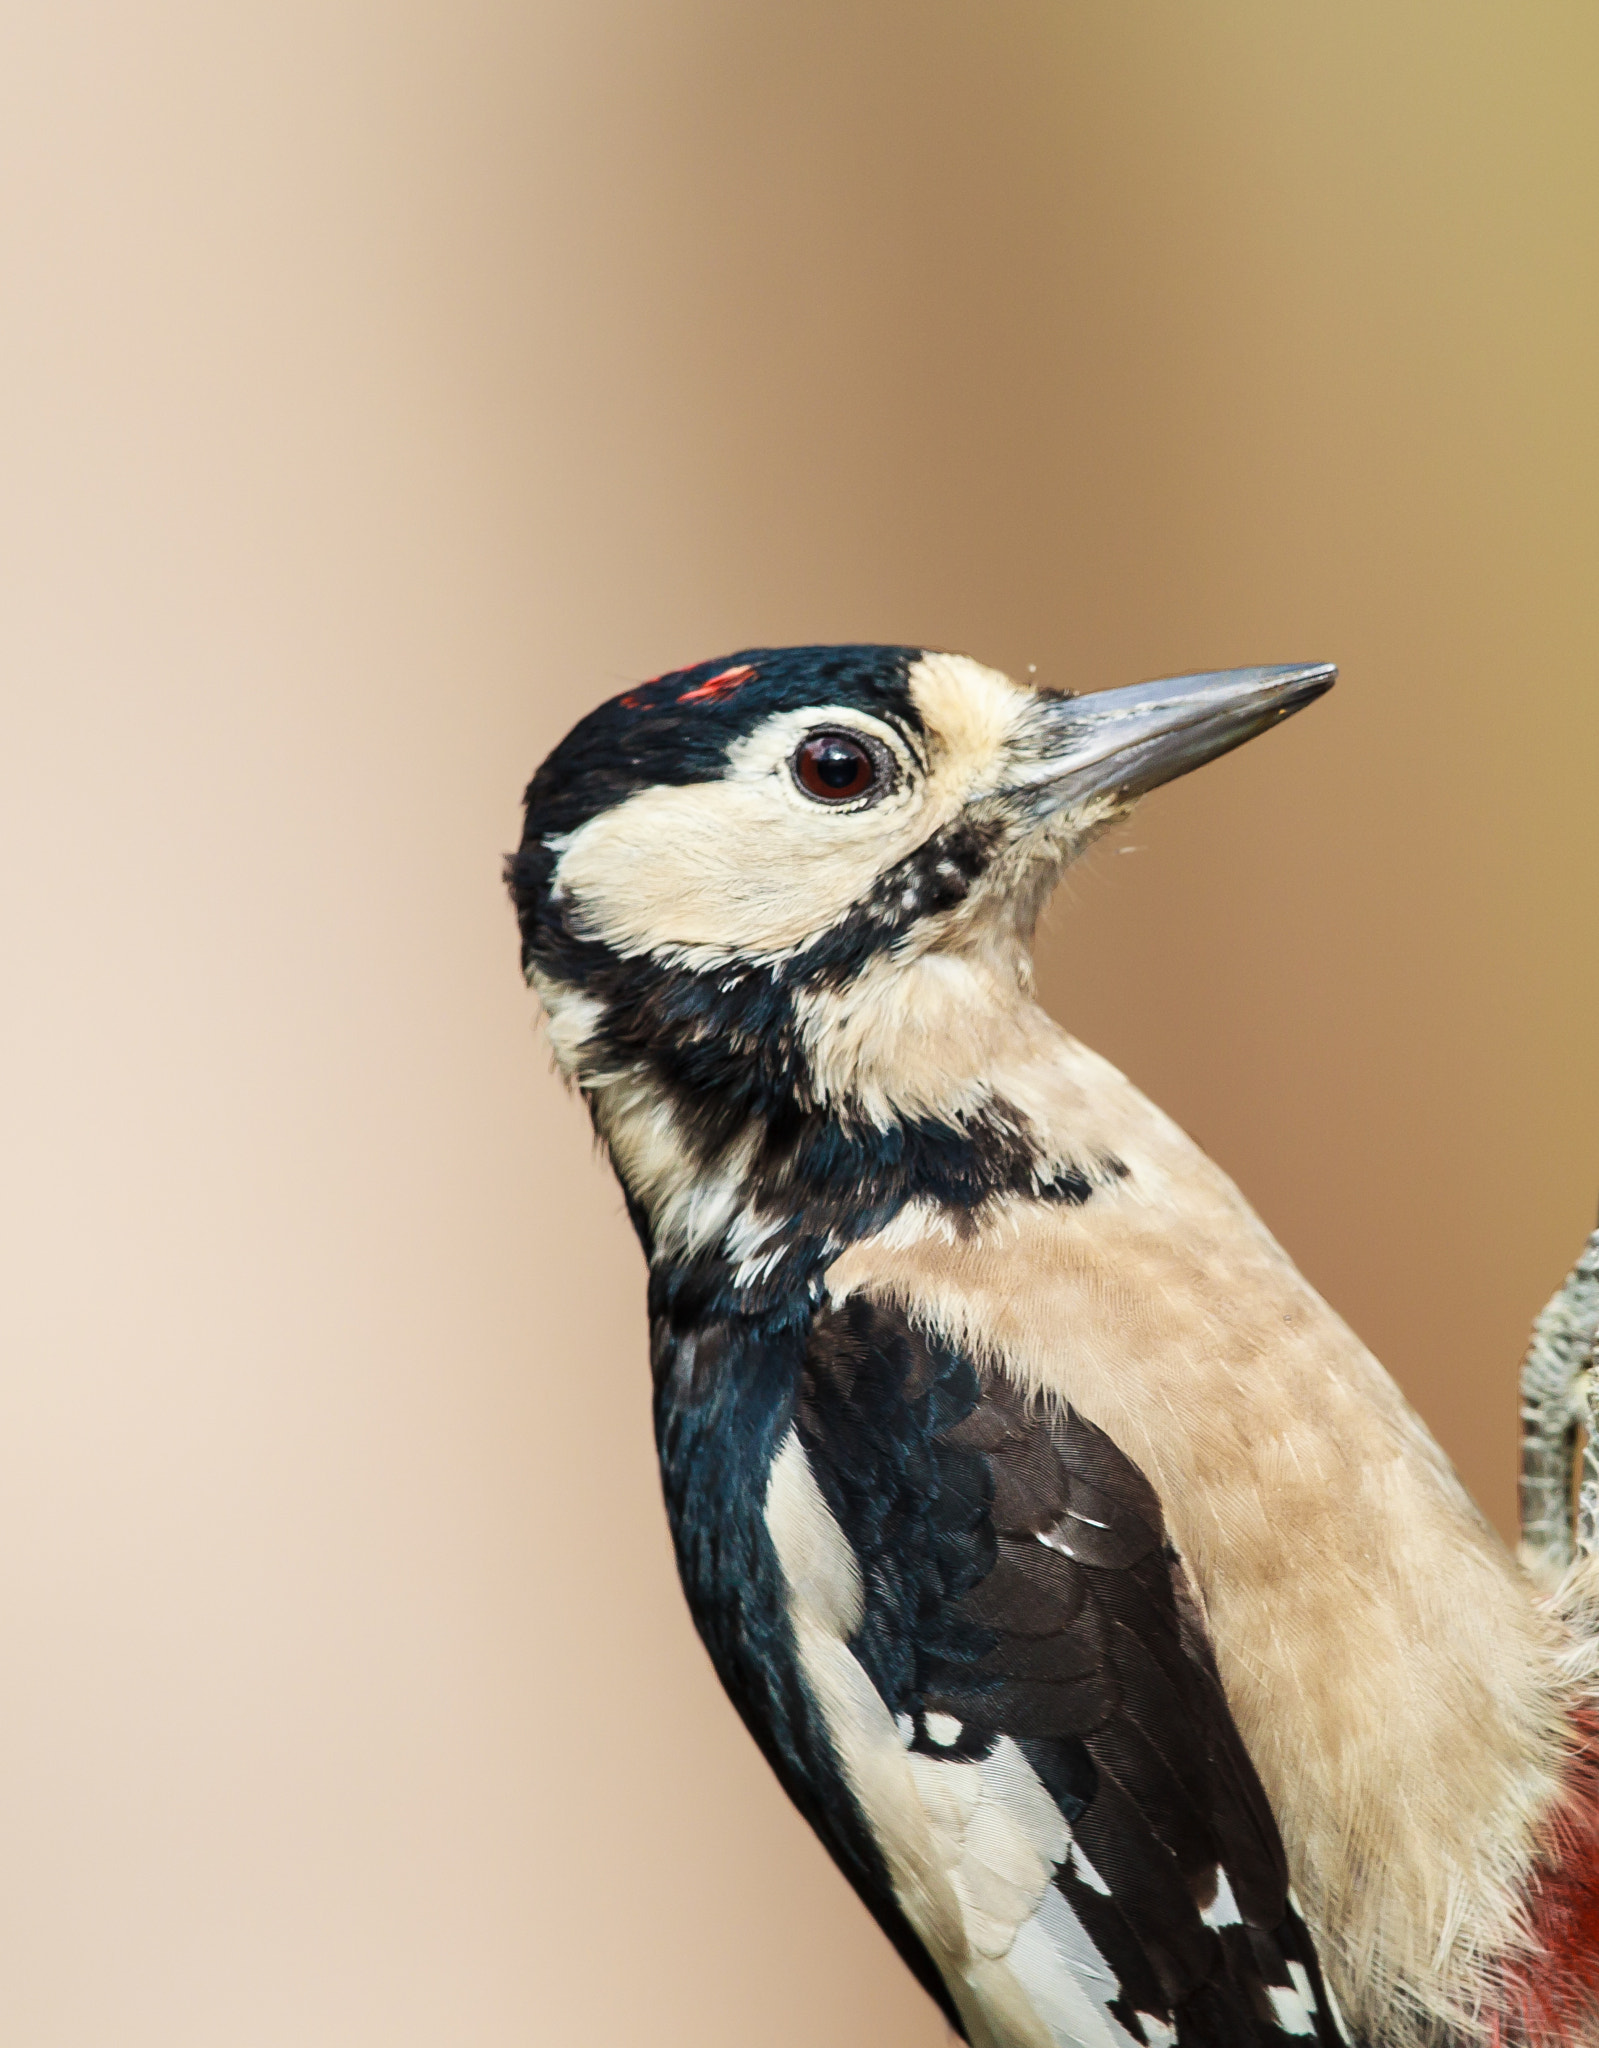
[547,656,1040,970]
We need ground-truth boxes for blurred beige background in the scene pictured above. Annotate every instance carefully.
[2,3,1596,2042]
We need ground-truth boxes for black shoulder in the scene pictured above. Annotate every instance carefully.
[795,1290,1351,2048]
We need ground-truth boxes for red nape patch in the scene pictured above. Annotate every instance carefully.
[1490,1705,1599,2046]
[677,663,756,705]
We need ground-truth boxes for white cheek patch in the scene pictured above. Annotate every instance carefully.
[549,703,933,964]
[549,668,1039,969]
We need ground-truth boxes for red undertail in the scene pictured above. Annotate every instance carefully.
[1491,1705,1599,2047]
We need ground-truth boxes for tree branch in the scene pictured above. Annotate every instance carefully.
[1519,1221,1599,1578]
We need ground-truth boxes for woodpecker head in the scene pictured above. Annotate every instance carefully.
[507,645,1332,1287]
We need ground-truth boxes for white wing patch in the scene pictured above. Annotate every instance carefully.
[1007,1886,1149,2048]
[1201,1865,1242,1930]
[1069,1840,1112,1896]
[765,1429,1146,2048]
[1266,1962,1321,2039]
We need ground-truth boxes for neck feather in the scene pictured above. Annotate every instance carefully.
[536,937,1121,1321]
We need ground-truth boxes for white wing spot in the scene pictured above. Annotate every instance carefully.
[1265,1961,1320,2038]
[1069,1839,1112,1895]
[1200,1865,1242,1929]
[1135,2015,1177,2047]
[895,1713,915,1748]
[925,1712,963,1747]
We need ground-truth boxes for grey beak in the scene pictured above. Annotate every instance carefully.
[1005,664,1337,814]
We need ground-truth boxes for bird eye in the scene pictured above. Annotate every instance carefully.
[793,731,884,805]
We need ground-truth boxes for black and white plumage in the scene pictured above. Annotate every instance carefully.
[507,646,1599,2048]
[785,1295,1342,2045]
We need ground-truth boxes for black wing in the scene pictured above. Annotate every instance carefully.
[793,1290,1351,2048]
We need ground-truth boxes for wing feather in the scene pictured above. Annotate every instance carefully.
[777,1291,1350,2048]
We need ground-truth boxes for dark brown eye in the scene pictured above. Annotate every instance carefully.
[793,731,881,803]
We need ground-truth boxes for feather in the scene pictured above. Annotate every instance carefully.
[771,1293,1348,2046]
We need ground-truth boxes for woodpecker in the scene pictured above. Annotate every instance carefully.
[507,646,1599,2048]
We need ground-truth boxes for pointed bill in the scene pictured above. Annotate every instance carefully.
[1005,664,1336,814]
